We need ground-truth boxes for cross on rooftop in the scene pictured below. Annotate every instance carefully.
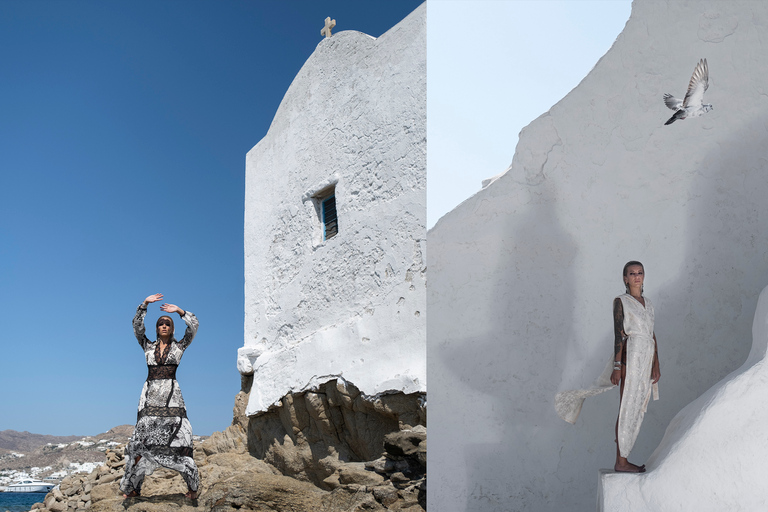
[321,17,336,38]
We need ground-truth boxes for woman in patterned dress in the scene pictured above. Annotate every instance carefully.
[611,261,661,473]
[120,293,200,499]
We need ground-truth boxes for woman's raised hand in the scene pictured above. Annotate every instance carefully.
[144,293,164,304]
[160,303,183,315]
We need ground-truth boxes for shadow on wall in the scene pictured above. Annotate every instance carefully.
[641,113,768,463]
[435,184,578,511]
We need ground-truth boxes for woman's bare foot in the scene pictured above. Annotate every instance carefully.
[123,490,140,499]
[614,461,646,473]
[185,490,198,499]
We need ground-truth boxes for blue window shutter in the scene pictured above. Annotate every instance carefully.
[322,194,338,240]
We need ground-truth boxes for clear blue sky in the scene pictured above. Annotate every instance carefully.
[0,0,422,437]
[428,0,632,228]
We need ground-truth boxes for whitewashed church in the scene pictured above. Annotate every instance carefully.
[237,6,426,418]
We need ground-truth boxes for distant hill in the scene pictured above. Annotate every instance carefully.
[0,431,82,453]
[0,425,135,474]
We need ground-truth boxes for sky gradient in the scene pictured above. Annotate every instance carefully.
[0,0,422,437]
[428,0,632,227]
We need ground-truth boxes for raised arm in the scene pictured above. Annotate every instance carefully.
[133,305,151,348]
[611,298,627,386]
[133,294,163,347]
[162,303,199,349]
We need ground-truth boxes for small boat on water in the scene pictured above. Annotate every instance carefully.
[3,479,55,493]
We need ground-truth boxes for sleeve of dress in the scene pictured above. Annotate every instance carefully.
[133,304,151,349]
[177,311,199,350]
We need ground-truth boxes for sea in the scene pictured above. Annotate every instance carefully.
[0,492,47,512]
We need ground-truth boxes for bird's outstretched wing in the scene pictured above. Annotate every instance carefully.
[682,58,709,108]
[663,93,683,111]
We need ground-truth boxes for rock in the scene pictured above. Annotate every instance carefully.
[323,472,341,489]
[365,456,410,475]
[389,472,410,488]
[324,487,387,511]
[383,428,426,458]
[337,463,386,486]
[246,379,425,488]
[51,487,64,501]
[372,484,400,507]
[416,438,426,468]
[200,423,247,456]
[48,500,67,512]
[90,481,120,503]
[96,472,121,485]
[62,481,81,496]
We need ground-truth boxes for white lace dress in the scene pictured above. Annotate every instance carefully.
[615,294,656,457]
[555,294,658,458]
[119,304,200,495]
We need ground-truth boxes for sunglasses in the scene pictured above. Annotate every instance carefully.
[157,319,172,327]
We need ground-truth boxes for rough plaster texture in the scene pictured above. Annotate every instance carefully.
[428,1,768,510]
[601,284,768,510]
[241,5,426,417]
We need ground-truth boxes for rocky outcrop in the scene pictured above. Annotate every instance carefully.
[234,377,425,484]
[28,379,426,512]
[207,376,427,510]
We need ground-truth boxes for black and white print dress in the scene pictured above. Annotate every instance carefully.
[119,304,200,495]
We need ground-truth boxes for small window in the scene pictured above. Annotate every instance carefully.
[321,192,338,240]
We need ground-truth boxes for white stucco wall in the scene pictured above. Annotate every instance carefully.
[428,1,768,510]
[241,5,426,416]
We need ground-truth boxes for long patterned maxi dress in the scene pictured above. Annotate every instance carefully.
[615,293,656,458]
[119,304,200,495]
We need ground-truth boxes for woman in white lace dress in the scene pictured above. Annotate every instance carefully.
[611,261,661,473]
[120,293,200,499]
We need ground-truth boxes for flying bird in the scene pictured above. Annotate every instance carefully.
[663,58,712,125]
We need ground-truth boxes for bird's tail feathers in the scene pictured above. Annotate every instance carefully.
[664,113,680,125]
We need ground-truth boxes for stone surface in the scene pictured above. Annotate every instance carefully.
[241,3,426,415]
[428,0,768,510]
[242,379,425,488]
[383,427,426,458]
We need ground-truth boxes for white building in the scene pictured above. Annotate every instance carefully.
[428,0,768,510]
[238,5,426,418]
